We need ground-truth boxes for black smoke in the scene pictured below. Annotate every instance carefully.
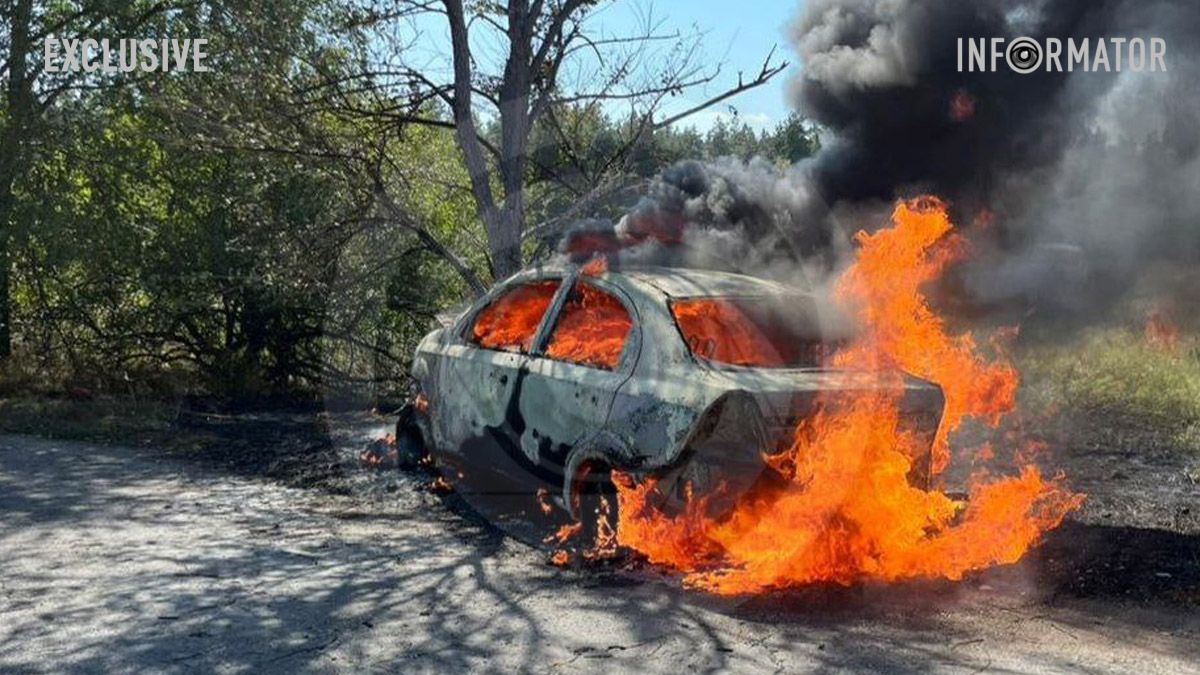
[797,0,1105,207]
[793,0,1200,311]
[561,0,1200,312]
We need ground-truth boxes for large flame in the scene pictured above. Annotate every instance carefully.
[673,299,795,368]
[832,196,1018,472]
[545,282,633,370]
[614,196,1083,594]
[1145,306,1181,351]
[473,280,560,351]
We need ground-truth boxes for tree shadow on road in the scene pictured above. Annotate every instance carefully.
[0,437,734,672]
[2,435,1198,674]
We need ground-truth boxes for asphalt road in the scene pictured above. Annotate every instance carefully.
[1,433,1198,674]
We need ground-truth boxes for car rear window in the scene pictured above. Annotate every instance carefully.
[471,280,561,353]
[671,296,825,368]
[546,282,633,370]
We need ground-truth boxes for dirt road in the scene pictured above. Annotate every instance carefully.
[1,433,1198,673]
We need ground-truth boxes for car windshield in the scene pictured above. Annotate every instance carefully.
[671,296,829,368]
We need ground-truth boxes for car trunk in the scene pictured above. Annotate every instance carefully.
[709,368,945,490]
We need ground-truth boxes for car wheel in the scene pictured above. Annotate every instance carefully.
[573,461,619,550]
[394,404,428,469]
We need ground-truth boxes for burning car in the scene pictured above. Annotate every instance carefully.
[398,262,945,523]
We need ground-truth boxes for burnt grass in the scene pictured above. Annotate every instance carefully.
[1034,521,1200,606]
[435,481,1200,611]
[1027,417,1200,607]
[0,396,349,493]
[220,405,1200,609]
[168,409,347,492]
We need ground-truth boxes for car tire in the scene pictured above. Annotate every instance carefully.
[574,462,618,549]
[394,404,428,469]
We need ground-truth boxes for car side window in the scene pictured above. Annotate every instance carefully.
[470,280,561,353]
[545,281,633,370]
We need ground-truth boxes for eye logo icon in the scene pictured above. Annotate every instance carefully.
[1006,37,1043,73]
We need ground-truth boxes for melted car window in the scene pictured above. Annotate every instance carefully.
[671,297,824,368]
[546,282,633,370]
[471,280,561,353]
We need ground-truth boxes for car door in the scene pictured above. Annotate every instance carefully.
[517,276,641,480]
[436,278,563,467]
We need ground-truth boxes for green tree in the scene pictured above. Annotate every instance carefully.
[769,112,821,163]
[1,0,186,360]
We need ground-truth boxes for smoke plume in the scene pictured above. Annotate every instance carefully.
[565,0,1200,313]
[796,0,1200,311]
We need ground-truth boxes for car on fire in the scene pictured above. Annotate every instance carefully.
[398,263,945,520]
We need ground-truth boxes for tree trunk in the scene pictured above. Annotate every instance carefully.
[486,207,524,279]
[0,0,35,359]
[0,193,10,360]
[444,0,531,282]
[491,0,532,280]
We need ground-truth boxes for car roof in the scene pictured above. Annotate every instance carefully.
[616,266,806,298]
[509,263,810,299]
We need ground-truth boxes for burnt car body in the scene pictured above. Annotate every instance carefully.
[404,264,945,516]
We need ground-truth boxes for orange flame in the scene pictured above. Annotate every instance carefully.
[832,196,1018,471]
[547,495,623,563]
[581,256,609,277]
[545,522,582,545]
[473,280,560,351]
[584,495,620,560]
[545,282,632,370]
[614,196,1083,594]
[414,392,430,414]
[672,299,792,368]
[359,434,397,468]
[1145,308,1181,350]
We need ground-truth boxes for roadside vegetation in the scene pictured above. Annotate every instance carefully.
[0,394,347,489]
[1019,324,1200,455]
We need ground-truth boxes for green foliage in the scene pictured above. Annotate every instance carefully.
[527,107,818,187]
[0,0,411,402]
[1020,328,1200,450]
[769,113,822,163]
[0,1,818,405]
[667,112,820,165]
[13,103,340,398]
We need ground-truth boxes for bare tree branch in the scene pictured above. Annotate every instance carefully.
[652,47,788,130]
[373,180,488,297]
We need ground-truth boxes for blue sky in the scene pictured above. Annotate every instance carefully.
[592,1,804,132]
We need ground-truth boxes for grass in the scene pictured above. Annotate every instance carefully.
[0,396,184,445]
[1018,327,1200,452]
